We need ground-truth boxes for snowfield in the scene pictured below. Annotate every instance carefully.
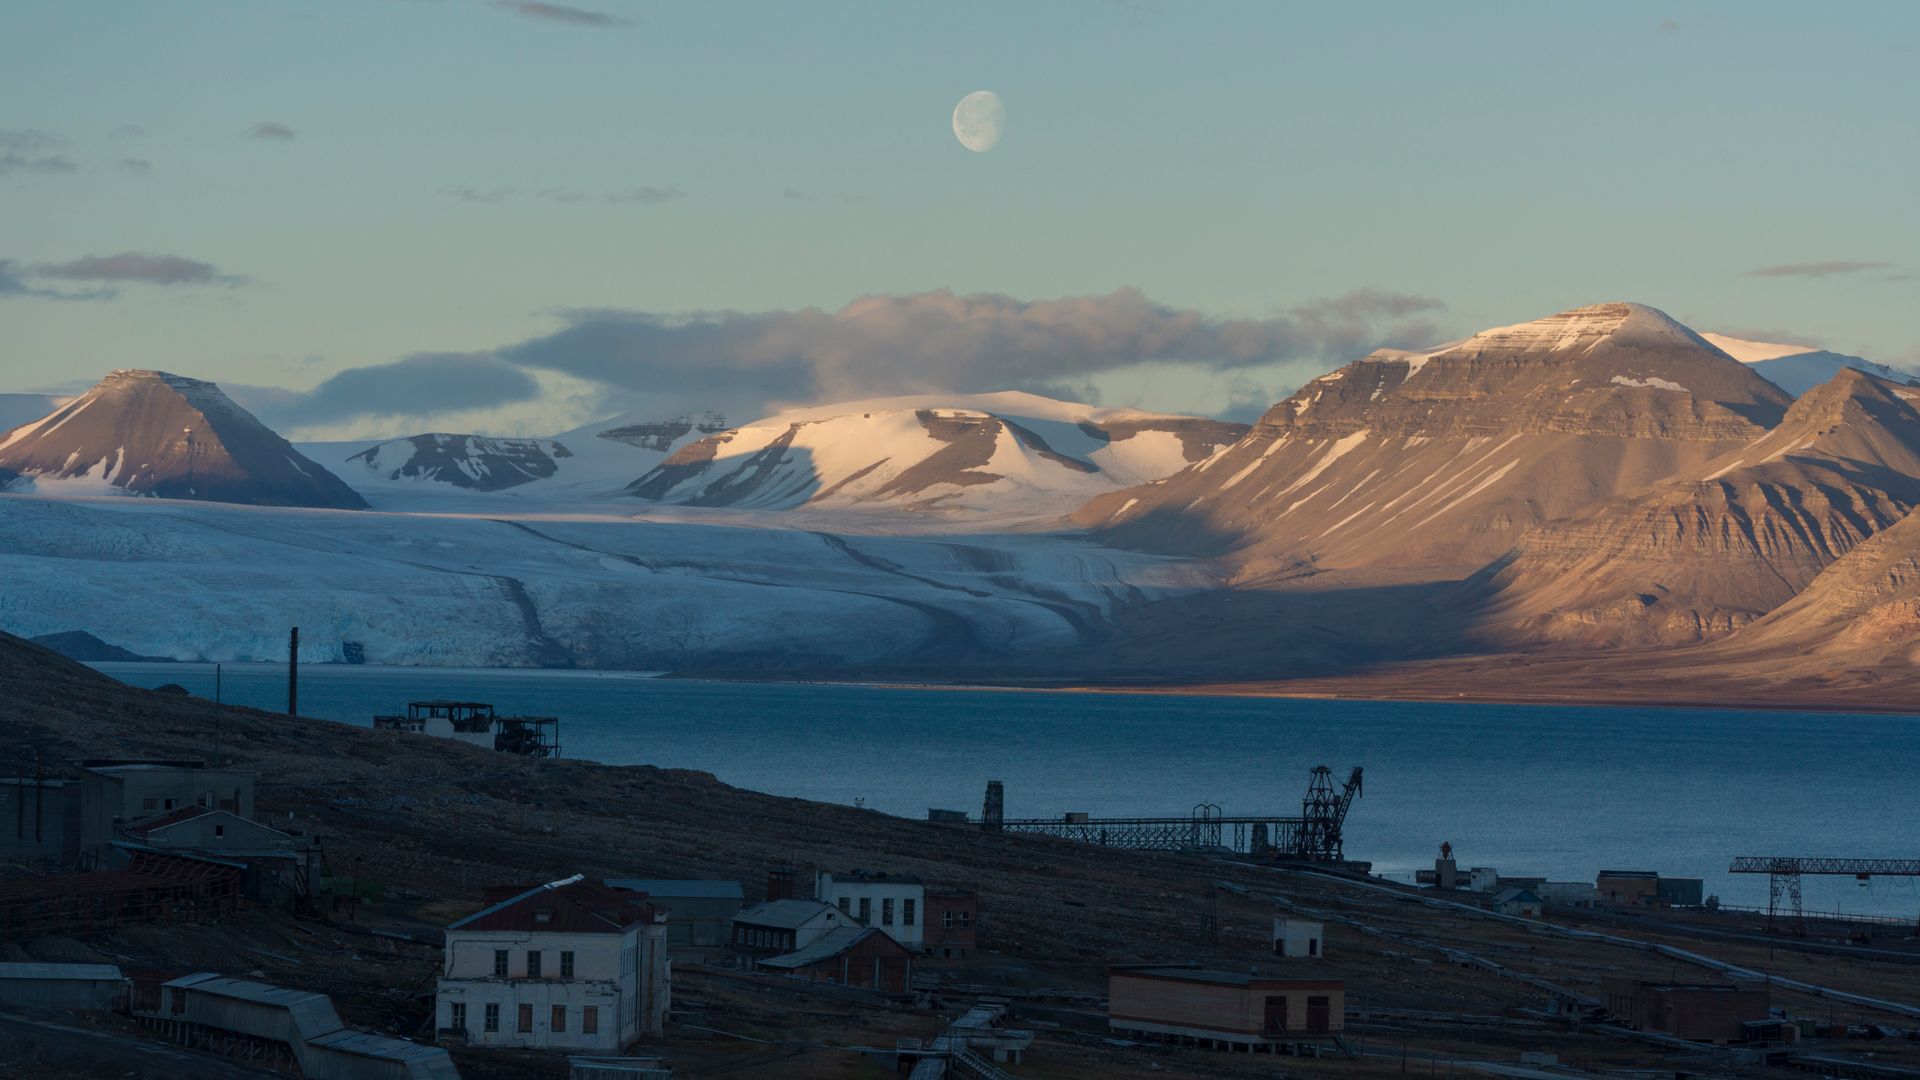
[0,493,1214,670]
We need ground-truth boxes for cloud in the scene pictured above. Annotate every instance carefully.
[1746,260,1891,278]
[0,259,113,302]
[0,130,60,152]
[254,353,544,427]
[1656,19,1680,33]
[436,185,516,203]
[0,154,79,175]
[245,122,296,141]
[436,184,683,205]
[108,124,145,140]
[492,1,631,26]
[32,252,246,287]
[116,158,152,176]
[603,185,684,204]
[494,287,1446,415]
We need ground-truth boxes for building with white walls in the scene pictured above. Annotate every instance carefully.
[814,870,926,950]
[1272,917,1324,958]
[437,875,669,1051]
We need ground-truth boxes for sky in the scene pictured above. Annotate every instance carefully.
[3,0,1917,439]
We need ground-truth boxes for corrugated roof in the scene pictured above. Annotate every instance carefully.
[1492,887,1542,904]
[125,804,215,835]
[756,926,904,969]
[733,898,844,930]
[307,1029,456,1064]
[0,963,124,981]
[604,879,744,899]
[449,874,654,934]
[163,974,345,1044]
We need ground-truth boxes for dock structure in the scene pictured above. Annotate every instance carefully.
[374,701,561,758]
[980,766,1363,862]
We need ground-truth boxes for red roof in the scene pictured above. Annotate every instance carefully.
[449,875,658,935]
[125,804,215,836]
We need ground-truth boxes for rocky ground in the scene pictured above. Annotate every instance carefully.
[3,631,1919,1078]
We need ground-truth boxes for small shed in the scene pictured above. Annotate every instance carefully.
[1272,917,1324,958]
[0,962,126,1010]
[1109,966,1345,1049]
[1490,888,1543,917]
[756,926,915,994]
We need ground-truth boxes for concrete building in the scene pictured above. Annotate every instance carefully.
[0,778,81,866]
[1467,867,1500,893]
[78,760,255,853]
[814,869,925,950]
[116,805,319,908]
[603,879,743,949]
[1603,979,1771,1043]
[1596,869,1661,907]
[729,898,857,960]
[1109,966,1346,1050]
[1272,918,1325,958]
[755,926,915,993]
[923,888,979,959]
[437,875,670,1051]
[1536,881,1600,908]
[0,963,126,1010]
[1657,877,1705,908]
[1490,888,1543,917]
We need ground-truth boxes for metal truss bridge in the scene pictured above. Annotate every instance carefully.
[984,765,1363,861]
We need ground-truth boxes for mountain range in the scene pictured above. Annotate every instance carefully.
[4,305,1920,706]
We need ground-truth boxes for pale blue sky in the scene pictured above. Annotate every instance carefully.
[3,0,1916,436]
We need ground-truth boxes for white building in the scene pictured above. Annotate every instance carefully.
[438,875,669,1051]
[814,870,925,950]
[1272,917,1325,958]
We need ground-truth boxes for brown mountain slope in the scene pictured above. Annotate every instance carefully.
[1077,303,1791,580]
[0,369,367,510]
[1466,369,1920,647]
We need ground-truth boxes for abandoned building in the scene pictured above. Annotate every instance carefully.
[0,962,127,1010]
[77,759,256,853]
[814,869,927,949]
[437,874,671,1050]
[924,887,980,958]
[1603,978,1773,1043]
[603,878,743,949]
[1272,917,1325,958]
[1596,870,1704,908]
[754,925,916,993]
[0,776,81,866]
[111,804,320,909]
[729,897,860,960]
[1490,887,1544,917]
[373,701,561,758]
[0,848,241,941]
[1108,965,1347,1052]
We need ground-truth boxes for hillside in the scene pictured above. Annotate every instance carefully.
[1467,369,1920,647]
[346,434,577,492]
[627,391,1247,519]
[0,370,366,510]
[1078,303,1792,579]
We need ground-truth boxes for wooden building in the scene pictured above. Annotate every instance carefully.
[755,926,915,994]
[1108,966,1346,1052]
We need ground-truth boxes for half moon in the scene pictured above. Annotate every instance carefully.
[952,91,1004,153]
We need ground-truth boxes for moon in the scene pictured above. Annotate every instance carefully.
[951,90,1004,153]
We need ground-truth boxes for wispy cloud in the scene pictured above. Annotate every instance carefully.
[492,1,631,27]
[108,124,145,140]
[31,252,247,287]
[0,130,61,152]
[0,154,79,176]
[436,185,516,203]
[0,259,112,302]
[603,185,684,204]
[116,158,152,176]
[436,184,685,205]
[1747,260,1891,279]
[245,122,296,141]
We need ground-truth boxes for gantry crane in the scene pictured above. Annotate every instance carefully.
[1728,856,1920,937]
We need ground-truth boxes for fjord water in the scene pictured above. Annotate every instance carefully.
[96,662,1920,917]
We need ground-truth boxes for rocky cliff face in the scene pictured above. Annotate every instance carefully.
[1079,303,1792,576]
[0,369,367,510]
[1468,369,1920,647]
[347,433,575,492]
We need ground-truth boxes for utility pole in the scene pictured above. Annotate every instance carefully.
[288,627,299,717]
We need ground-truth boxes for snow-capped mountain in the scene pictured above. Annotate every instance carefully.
[0,370,367,510]
[1700,332,1917,396]
[348,434,576,492]
[1079,303,1793,576]
[626,391,1248,519]
[0,393,71,436]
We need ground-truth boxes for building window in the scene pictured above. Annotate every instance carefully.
[903,899,916,926]
[552,1005,566,1032]
[163,798,177,810]
[942,911,955,929]
[957,910,972,927]
[882,898,894,926]
[483,1003,500,1032]
[858,898,871,924]
[493,949,508,977]
[582,1006,598,1035]
[214,824,225,839]
[561,950,575,978]
[837,897,850,914]
[449,1002,466,1031]
[527,950,542,978]
[517,1004,533,1033]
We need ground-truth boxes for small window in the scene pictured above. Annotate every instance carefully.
[958,910,972,927]
[527,950,542,979]
[837,896,850,914]
[882,898,894,926]
[214,825,225,839]
[449,1002,466,1031]
[561,950,575,978]
[942,911,955,930]
[857,898,871,924]
[142,798,158,812]
[163,798,177,810]
[517,1003,533,1033]
[493,949,508,977]
[484,1003,500,1032]
[534,908,552,925]
[582,1006,599,1035]
[551,1004,566,1032]
[903,899,916,926]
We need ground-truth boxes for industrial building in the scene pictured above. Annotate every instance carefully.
[135,971,460,1078]
[373,701,560,758]
[0,962,127,1010]
[923,887,979,958]
[729,898,859,960]
[1108,966,1346,1052]
[603,879,743,949]
[1272,918,1324,958]
[1603,978,1772,1043]
[0,777,81,866]
[814,869,927,950]
[114,804,320,909]
[754,925,916,993]
[77,759,255,853]
[1490,887,1543,917]
[437,874,671,1050]
[1597,870,1704,908]
[0,847,240,942]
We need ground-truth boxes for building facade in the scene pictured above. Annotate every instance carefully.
[1272,918,1325,958]
[814,870,925,950]
[0,778,81,866]
[755,926,915,993]
[923,888,979,958]
[1603,979,1770,1043]
[1109,966,1346,1049]
[438,875,670,1051]
[78,760,256,852]
[730,898,857,960]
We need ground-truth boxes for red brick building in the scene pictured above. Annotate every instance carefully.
[923,888,978,958]
[1603,979,1771,1043]
[1108,966,1345,1050]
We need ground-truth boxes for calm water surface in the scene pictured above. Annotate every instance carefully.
[94,662,1920,917]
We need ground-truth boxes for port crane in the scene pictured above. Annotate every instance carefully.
[1728,856,1920,937]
